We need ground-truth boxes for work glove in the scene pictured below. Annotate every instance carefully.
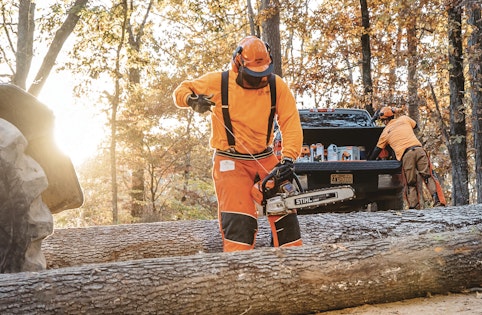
[368,147,382,160]
[186,93,214,114]
[269,158,295,183]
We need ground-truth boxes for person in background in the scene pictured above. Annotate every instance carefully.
[172,36,303,251]
[368,106,446,209]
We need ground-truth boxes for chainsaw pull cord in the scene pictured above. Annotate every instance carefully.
[211,104,304,195]
[208,70,276,175]
[204,72,302,189]
[210,110,270,174]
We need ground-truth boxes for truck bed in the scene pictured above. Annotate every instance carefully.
[301,126,384,154]
[292,109,404,212]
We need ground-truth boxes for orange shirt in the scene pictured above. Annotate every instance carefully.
[376,116,422,160]
[172,70,302,160]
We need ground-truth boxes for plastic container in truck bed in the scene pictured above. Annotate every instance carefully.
[278,108,404,213]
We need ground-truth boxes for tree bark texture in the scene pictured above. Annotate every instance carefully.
[13,0,34,89]
[359,0,373,114]
[261,0,283,77]
[0,118,53,273]
[406,20,420,127]
[448,5,470,205]
[43,205,482,269]
[468,4,482,203]
[3,229,482,315]
[0,84,83,213]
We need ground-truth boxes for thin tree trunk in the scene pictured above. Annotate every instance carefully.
[388,24,402,100]
[448,5,470,205]
[467,3,482,202]
[359,0,374,114]
[42,205,482,269]
[13,0,34,89]
[6,230,482,314]
[407,19,420,126]
[28,0,89,96]
[246,0,259,37]
[109,1,129,224]
[126,1,153,219]
[182,113,193,205]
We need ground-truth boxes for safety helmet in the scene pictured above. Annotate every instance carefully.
[231,36,273,77]
[379,106,395,119]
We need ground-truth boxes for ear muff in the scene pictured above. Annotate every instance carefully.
[231,46,243,73]
[264,42,273,66]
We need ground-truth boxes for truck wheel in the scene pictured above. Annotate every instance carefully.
[376,192,404,211]
[0,119,53,273]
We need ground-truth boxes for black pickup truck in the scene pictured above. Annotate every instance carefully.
[285,108,404,213]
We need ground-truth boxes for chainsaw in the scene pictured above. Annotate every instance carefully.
[251,171,356,216]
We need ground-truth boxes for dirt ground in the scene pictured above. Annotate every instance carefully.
[318,291,482,314]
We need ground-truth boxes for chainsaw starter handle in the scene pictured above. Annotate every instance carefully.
[260,171,304,206]
[261,171,276,206]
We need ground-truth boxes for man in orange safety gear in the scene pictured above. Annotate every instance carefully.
[172,36,303,251]
[368,107,446,209]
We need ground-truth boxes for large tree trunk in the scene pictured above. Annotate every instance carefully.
[4,229,482,314]
[0,118,53,273]
[467,3,482,203]
[448,5,469,205]
[0,84,83,213]
[43,205,482,269]
[261,0,282,77]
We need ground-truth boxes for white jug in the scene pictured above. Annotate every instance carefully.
[327,144,338,161]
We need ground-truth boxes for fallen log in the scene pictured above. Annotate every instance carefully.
[3,229,482,314]
[43,205,482,269]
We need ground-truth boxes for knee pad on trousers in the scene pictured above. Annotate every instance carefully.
[269,213,302,247]
[221,212,258,246]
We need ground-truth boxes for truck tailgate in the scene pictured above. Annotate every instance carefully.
[294,160,402,174]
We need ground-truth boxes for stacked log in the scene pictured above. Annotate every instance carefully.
[1,229,481,314]
[42,205,482,268]
[0,205,480,314]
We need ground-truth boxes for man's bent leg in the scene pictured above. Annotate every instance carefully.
[267,213,302,247]
[415,149,446,207]
[220,212,258,251]
[402,151,422,209]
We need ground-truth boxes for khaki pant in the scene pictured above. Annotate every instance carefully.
[402,147,438,209]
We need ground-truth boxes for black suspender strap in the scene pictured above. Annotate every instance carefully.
[220,71,277,148]
[266,74,276,146]
[221,71,235,147]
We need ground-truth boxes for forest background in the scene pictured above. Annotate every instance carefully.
[1,0,481,228]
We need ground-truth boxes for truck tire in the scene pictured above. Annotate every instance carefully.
[0,118,53,273]
[376,191,405,211]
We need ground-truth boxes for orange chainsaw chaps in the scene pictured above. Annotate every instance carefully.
[267,213,302,248]
[426,151,447,206]
[430,167,446,206]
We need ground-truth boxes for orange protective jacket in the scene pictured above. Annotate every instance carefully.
[172,70,302,160]
[375,116,422,161]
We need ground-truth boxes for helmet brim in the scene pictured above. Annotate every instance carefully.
[243,63,273,77]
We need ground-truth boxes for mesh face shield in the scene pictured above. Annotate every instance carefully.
[236,68,270,89]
